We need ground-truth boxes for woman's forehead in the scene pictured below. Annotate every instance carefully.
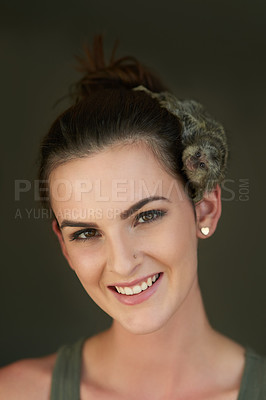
[49,145,173,196]
[49,145,187,220]
[51,144,159,177]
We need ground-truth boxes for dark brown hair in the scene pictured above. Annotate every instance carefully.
[73,36,168,99]
[38,35,187,210]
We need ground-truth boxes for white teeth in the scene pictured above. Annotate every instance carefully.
[115,273,160,295]
[124,287,133,295]
[132,285,142,294]
[141,281,148,290]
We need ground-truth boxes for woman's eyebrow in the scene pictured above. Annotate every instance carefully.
[60,196,170,229]
[60,221,99,229]
[120,196,170,220]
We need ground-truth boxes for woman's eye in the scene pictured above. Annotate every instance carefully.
[135,209,167,225]
[70,228,100,242]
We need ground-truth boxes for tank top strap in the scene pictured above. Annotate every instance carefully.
[237,347,266,400]
[50,337,87,400]
[50,339,266,400]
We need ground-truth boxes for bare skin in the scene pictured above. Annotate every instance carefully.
[80,304,245,400]
[0,144,246,399]
[0,302,245,400]
[0,353,56,400]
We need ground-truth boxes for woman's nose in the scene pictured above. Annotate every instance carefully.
[106,230,140,276]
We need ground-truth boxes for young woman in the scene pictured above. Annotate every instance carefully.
[1,36,265,400]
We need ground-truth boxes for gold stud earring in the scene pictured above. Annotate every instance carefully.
[200,227,209,236]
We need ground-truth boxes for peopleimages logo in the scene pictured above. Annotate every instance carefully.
[13,178,250,220]
[14,178,250,203]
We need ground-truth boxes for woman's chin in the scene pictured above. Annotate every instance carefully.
[116,311,173,336]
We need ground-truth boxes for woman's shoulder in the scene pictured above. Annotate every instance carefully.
[0,352,57,400]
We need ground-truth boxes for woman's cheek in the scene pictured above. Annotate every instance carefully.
[163,223,197,271]
[67,246,100,280]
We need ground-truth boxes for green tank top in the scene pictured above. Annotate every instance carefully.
[50,337,266,400]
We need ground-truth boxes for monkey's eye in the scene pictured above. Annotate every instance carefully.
[195,151,201,157]
[199,162,206,169]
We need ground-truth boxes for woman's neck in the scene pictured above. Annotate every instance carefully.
[108,283,213,369]
[82,279,237,398]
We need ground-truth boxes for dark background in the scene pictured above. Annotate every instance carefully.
[1,0,265,367]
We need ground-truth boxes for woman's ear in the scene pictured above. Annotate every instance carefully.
[51,219,74,269]
[195,185,222,239]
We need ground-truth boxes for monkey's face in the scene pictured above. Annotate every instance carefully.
[182,143,220,190]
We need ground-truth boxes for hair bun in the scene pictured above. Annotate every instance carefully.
[73,35,167,102]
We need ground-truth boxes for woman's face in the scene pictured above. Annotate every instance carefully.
[50,144,200,335]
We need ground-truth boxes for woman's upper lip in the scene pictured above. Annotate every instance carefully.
[108,272,162,288]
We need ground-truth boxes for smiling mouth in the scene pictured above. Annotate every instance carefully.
[109,273,161,296]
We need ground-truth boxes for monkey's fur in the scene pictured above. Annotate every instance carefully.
[134,86,228,203]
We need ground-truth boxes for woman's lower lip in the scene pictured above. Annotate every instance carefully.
[109,273,163,306]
